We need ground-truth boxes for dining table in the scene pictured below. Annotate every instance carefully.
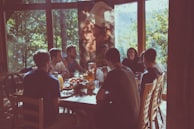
[11,73,102,129]
[59,87,99,109]
[59,80,100,129]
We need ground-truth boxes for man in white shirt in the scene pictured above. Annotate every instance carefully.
[49,48,70,79]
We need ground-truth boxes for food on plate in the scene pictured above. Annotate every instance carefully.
[68,77,88,85]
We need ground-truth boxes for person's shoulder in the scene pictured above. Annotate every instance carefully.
[45,74,59,89]
[48,74,58,82]
[112,66,133,75]
[123,65,133,72]
[144,67,160,79]
[24,69,36,79]
[154,63,165,73]
[118,65,134,76]
[142,69,152,78]
[122,58,128,63]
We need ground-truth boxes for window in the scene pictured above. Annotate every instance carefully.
[115,2,138,60]
[52,9,79,56]
[52,0,77,3]
[19,0,45,4]
[6,10,47,72]
[146,0,169,94]
[4,0,169,74]
[5,2,80,72]
[145,0,169,70]
[52,0,92,3]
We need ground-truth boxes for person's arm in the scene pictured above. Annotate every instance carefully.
[122,58,127,66]
[75,61,85,73]
[56,61,70,79]
[96,88,106,102]
[60,62,70,79]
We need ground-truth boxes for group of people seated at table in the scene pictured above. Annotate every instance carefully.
[95,47,164,129]
[22,44,164,129]
[22,45,86,129]
[49,45,84,79]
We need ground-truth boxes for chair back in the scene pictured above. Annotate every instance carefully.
[3,73,24,97]
[157,72,166,103]
[149,72,165,129]
[137,79,157,129]
[10,95,44,129]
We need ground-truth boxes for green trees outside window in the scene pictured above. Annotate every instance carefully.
[146,0,169,70]
[7,10,47,72]
[6,9,79,72]
[6,0,168,73]
[115,0,168,70]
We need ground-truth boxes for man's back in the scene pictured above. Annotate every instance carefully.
[23,69,60,126]
[140,65,163,95]
[102,66,140,129]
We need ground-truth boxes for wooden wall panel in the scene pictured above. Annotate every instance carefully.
[0,0,8,73]
[167,0,194,129]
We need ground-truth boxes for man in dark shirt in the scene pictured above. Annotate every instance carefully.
[63,45,84,75]
[140,48,163,95]
[23,50,60,127]
[96,48,140,129]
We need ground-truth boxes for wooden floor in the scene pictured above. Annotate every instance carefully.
[0,96,167,129]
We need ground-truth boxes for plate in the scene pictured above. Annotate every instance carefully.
[68,77,88,85]
[62,85,74,90]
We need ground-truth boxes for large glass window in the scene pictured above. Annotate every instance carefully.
[115,2,138,60]
[145,0,169,70]
[18,0,45,4]
[4,0,45,5]
[52,9,79,56]
[52,0,77,3]
[6,10,47,72]
[52,0,92,3]
[146,0,169,94]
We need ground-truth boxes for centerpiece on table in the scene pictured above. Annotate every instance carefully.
[68,77,88,96]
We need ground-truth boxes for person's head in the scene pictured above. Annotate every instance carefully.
[105,48,120,67]
[66,45,77,59]
[143,48,157,68]
[33,50,50,71]
[49,48,62,64]
[127,47,138,61]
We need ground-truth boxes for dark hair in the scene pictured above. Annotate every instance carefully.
[144,48,157,63]
[33,50,50,67]
[127,47,138,61]
[49,48,61,59]
[105,48,120,63]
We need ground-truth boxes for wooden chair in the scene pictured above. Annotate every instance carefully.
[10,95,44,129]
[149,72,165,129]
[1,73,23,119]
[3,73,24,98]
[137,79,157,129]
